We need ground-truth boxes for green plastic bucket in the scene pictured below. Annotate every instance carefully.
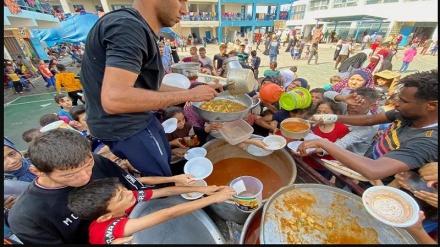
[279,87,312,110]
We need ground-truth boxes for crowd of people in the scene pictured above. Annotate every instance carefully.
[3,0,438,245]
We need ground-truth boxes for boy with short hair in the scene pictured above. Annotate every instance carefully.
[21,128,40,144]
[68,177,235,244]
[7,129,206,244]
[54,93,74,121]
[55,64,84,105]
[69,104,105,153]
[250,50,261,80]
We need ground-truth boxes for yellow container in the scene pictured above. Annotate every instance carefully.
[279,87,312,111]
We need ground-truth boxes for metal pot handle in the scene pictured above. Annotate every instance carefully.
[250,98,261,109]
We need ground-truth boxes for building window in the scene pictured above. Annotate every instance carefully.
[290,4,306,20]
[309,0,329,11]
[111,5,132,10]
[52,5,63,12]
[365,0,399,4]
[333,0,359,8]
[73,5,84,11]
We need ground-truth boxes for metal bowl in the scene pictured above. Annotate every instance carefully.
[191,92,260,122]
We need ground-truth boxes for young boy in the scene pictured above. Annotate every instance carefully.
[55,64,84,105]
[68,178,235,244]
[69,104,105,153]
[250,50,261,80]
[7,128,205,244]
[323,75,342,91]
[54,93,74,121]
[5,66,25,94]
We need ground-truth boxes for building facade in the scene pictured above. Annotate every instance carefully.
[286,0,438,45]
[46,0,293,42]
[4,1,61,61]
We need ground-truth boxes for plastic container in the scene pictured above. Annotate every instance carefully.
[262,135,287,150]
[184,147,207,160]
[40,120,80,133]
[219,119,254,145]
[279,117,311,140]
[259,82,283,103]
[184,157,213,180]
[279,87,312,111]
[4,180,30,200]
[229,176,263,213]
[161,118,178,134]
[181,179,207,200]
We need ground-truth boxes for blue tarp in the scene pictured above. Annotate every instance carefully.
[32,13,180,46]
[31,13,99,46]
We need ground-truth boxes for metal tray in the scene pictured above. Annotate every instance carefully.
[260,184,416,244]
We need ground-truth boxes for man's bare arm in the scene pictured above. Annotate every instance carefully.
[101,67,217,114]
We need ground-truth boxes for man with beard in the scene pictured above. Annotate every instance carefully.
[296,70,438,183]
[80,0,218,177]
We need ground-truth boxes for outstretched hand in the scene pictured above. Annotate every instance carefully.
[342,93,365,106]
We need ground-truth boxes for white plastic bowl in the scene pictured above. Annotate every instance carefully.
[287,141,315,154]
[162,73,191,89]
[184,147,207,160]
[161,118,178,134]
[303,133,322,141]
[184,157,213,180]
[362,186,420,228]
[181,179,207,200]
[246,144,273,157]
[262,135,287,151]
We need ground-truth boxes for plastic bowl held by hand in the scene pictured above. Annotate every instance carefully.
[262,135,287,151]
[184,157,213,180]
[162,118,178,134]
[287,141,315,154]
[181,179,207,200]
[184,147,207,160]
[280,118,311,140]
[246,144,273,157]
[162,73,191,89]
[362,186,420,228]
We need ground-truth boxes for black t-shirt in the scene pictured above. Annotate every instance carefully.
[8,154,145,244]
[81,8,163,141]
[213,53,228,70]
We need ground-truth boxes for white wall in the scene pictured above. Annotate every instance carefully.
[287,0,438,26]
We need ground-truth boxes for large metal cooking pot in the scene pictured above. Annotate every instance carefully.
[260,184,417,244]
[129,195,226,244]
[239,203,264,244]
[202,135,297,224]
[223,56,242,74]
[170,62,200,81]
[226,68,256,95]
[191,91,260,122]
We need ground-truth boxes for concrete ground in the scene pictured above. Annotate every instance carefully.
[4,43,438,151]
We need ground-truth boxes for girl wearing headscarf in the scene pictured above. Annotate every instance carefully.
[4,138,36,182]
[286,78,309,91]
[328,68,378,114]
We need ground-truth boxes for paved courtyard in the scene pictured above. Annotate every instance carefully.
[4,43,438,151]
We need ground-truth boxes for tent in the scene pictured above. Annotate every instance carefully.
[31,13,99,47]
[32,13,180,46]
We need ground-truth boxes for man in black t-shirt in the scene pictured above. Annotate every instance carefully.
[80,1,218,177]
[8,129,145,244]
[296,70,438,182]
[213,43,229,71]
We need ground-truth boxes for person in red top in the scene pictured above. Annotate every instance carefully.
[302,98,349,179]
[68,177,236,244]
[371,40,380,53]
[38,59,56,89]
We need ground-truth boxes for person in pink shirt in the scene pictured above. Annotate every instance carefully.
[399,44,418,72]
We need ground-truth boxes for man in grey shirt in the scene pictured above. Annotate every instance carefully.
[321,87,380,156]
[334,40,352,69]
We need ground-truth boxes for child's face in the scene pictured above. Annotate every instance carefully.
[76,112,89,131]
[311,92,324,106]
[57,97,73,109]
[376,78,390,87]
[316,103,334,114]
[4,146,23,172]
[106,186,137,216]
[286,83,297,92]
[331,79,340,85]
[348,74,366,90]
[174,112,186,130]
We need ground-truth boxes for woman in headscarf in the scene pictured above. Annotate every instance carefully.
[337,52,368,79]
[329,68,375,94]
[328,68,378,114]
[285,77,309,91]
